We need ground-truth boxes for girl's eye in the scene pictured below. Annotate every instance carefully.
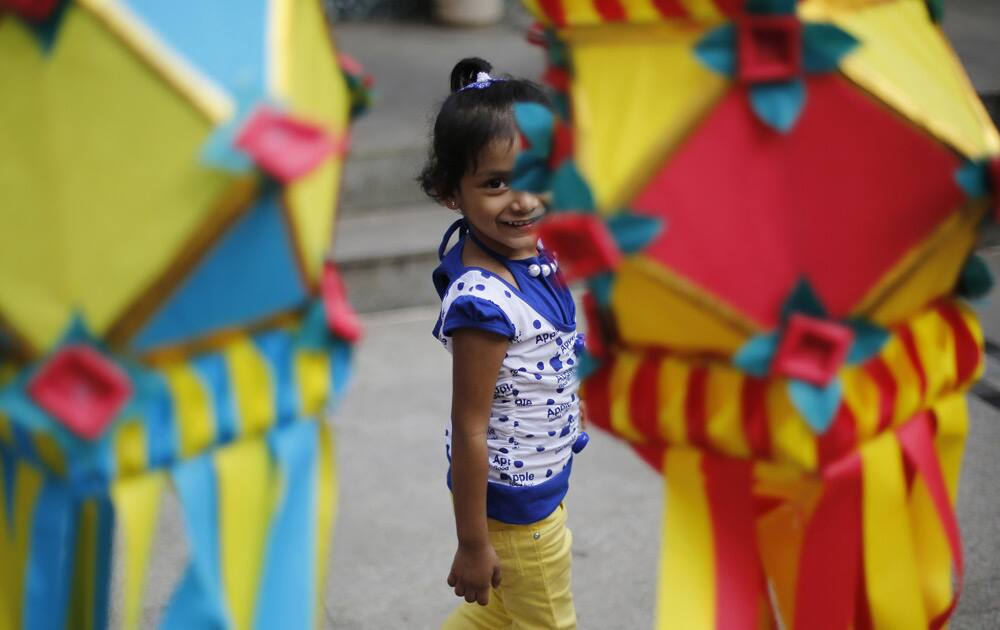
[484,178,508,190]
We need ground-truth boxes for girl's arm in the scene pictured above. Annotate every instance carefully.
[447,327,508,606]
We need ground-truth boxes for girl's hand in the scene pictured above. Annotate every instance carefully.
[447,542,502,605]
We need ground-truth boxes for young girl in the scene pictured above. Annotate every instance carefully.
[420,57,586,629]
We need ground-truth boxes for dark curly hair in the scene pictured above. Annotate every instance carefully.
[418,57,550,204]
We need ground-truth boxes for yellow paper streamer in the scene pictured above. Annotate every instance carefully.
[861,432,926,628]
[111,472,166,630]
[658,449,716,629]
[216,439,278,630]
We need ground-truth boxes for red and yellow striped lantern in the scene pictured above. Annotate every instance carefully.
[516,0,999,626]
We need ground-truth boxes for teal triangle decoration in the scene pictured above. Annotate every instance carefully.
[552,94,572,122]
[926,0,945,22]
[746,0,796,14]
[606,213,664,254]
[954,161,990,199]
[512,102,554,156]
[20,0,71,53]
[511,103,556,194]
[956,253,994,300]
[575,349,601,382]
[749,79,806,133]
[296,301,330,350]
[788,378,842,434]
[846,319,890,364]
[588,273,615,308]
[512,151,551,194]
[733,332,780,377]
[781,279,828,322]
[546,33,569,68]
[551,161,595,211]
[694,24,737,76]
[802,24,860,73]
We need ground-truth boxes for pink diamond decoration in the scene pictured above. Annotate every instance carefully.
[537,213,621,283]
[322,262,362,343]
[738,16,803,84]
[235,107,342,183]
[2,0,59,22]
[772,314,853,386]
[27,345,131,440]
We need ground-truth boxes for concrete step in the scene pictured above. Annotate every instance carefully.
[340,145,430,214]
[332,203,456,313]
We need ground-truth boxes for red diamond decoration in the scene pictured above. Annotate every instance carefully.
[2,0,59,22]
[738,16,803,83]
[27,345,132,440]
[772,314,853,386]
[537,213,621,283]
[235,107,343,183]
[989,157,1000,222]
[548,122,574,171]
[322,262,362,343]
[632,76,964,326]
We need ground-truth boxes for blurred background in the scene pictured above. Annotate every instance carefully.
[320,1,1000,629]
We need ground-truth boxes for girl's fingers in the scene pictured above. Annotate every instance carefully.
[464,590,478,603]
[477,590,490,606]
[491,566,502,588]
[454,583,465,598]
[447,569,457,587]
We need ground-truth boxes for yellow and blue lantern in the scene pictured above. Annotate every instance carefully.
[0,0,369,626]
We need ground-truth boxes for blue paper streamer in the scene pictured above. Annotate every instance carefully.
[254,421,320,630]
[91,498,115,630]
[191,354,238,446]
[162,456,229,630]
[0,445,13,526]
[24,478,75,630]
[255,331,299,427]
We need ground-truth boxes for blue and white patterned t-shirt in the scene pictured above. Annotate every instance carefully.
[432,224,582,525]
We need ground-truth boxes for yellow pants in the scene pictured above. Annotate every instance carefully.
[442,504,577,630]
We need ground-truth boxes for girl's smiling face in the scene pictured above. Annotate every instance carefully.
[448,139,544,260]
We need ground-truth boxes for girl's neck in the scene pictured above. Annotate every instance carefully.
[461,235,520,289]
[466,225,537,261]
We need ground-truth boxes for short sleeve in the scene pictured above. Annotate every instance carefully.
[442,295,515,339]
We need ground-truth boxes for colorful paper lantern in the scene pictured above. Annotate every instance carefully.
[0,0,368,626]
[516,0,998,627]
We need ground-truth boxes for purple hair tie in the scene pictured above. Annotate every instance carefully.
[458,71,506,92]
